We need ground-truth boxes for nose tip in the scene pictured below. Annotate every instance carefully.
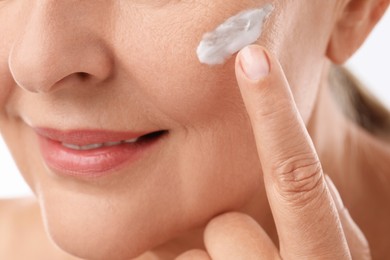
[8,8,113,94]
[9,38,113,94]
[9,44,60,93]
[10,46,113,94]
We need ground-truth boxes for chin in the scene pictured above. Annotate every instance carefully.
[51,235,148,260]
[38,190,174,260]
[43,209,156,260]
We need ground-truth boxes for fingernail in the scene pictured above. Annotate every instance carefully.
[325,175,345,211]
[239,45,270,81]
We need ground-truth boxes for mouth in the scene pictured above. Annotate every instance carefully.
[60,130,167,151]
[34,128,168,178]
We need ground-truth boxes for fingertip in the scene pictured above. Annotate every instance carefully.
[236,45,271,82]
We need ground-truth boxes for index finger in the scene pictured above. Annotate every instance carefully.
[235,45,350,259]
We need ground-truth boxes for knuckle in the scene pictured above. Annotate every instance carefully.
[271,155,324,206]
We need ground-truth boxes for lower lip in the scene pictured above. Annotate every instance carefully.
[37,133,166,178]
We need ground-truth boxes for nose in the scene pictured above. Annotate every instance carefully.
[8,2,113,93]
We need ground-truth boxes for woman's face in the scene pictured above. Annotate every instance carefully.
[0,0,337,258]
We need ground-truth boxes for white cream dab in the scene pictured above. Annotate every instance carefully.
[197,4,274,65]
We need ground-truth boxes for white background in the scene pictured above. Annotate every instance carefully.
[1,11,389,198]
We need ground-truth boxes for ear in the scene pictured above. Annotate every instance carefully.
[326,0,389,64]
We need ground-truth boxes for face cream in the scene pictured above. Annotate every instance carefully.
[197,3,274,65]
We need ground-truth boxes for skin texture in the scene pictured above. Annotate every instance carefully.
[0,0,389,259]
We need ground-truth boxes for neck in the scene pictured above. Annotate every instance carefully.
[307,62,390,200]
[307,62,390,259]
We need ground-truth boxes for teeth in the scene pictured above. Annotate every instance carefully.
[80,143,104,150]
[62,143,103,151]
[61,137,140,150]
[103,141,122,147]
[62,143,84,150]
[123,138,139,144]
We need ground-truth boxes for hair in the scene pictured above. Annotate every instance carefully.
[329,65,390,142]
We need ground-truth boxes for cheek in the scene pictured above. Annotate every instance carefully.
[106,0,266,234]
[0,119,42,194]
[107,0,268,220]
[264,2,334,123]
[113,1,270,126]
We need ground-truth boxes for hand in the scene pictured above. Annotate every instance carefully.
[177,45,370,260]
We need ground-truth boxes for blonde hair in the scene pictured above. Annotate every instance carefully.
[329,65,390,142]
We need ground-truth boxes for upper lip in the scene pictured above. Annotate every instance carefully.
[33,127,160,146]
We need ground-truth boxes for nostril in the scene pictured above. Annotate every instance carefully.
[77,72,90,80]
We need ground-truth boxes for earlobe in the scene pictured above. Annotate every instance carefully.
[326,0,389,64]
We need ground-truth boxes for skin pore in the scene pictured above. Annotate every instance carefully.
[0,0,389,259]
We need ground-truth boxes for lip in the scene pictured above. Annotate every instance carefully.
[34,128,168,178]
